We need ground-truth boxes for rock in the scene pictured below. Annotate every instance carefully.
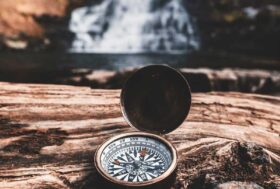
[0,0,83,50]
[3,39,28,49]
[0,0,69,37]
[215,181,264,189]
[0,9,43,38]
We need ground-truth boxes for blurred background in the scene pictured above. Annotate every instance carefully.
[0,0,279,95]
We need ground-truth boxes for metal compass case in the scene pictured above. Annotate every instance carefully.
[94,65,192,189]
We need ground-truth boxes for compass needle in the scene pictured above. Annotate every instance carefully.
[119,173,129,181]
[117,156,126,162]
[113,159,120,165]
[145,152,154,161]
[128,174,137,182]
[125,152,134,162]
[113,169,128,177]
[133,148,137,158]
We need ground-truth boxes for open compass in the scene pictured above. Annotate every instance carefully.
[95,65,191,188]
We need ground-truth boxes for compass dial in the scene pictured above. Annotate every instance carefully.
[98,134,174,184]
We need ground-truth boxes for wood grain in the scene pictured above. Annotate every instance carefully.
[0,82,279,189]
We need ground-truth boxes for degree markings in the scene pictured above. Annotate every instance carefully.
[101,136,172,183]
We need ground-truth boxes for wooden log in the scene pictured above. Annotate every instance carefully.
[60,68,280,94]
[0,82,279,189]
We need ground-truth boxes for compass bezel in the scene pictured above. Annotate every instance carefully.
[120,65,192,135]
[94,132,177,187]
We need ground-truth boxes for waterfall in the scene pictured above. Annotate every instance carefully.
[69,0,200,53]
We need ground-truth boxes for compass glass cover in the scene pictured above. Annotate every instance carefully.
[100,135,172,183]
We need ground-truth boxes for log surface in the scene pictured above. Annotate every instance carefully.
[0,82,279,189]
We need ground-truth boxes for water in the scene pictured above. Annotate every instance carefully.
[0,52,277,82]
[0,52,278,93]
[69,0,200,53]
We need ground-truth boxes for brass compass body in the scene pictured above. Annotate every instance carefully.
[94,65,191,188]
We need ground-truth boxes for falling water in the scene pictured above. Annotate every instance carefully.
[69,0,200,53]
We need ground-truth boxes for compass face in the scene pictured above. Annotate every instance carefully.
[99,134,173,183]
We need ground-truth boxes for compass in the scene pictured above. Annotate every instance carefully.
[94,65,191,188]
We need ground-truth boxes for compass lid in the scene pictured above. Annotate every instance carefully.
[120,65,191,134]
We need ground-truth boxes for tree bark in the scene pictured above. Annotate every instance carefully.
[0,82,279,189]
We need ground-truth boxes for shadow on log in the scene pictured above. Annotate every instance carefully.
[0,82,279,188]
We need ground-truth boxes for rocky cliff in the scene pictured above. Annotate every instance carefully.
[0,0,87,50]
